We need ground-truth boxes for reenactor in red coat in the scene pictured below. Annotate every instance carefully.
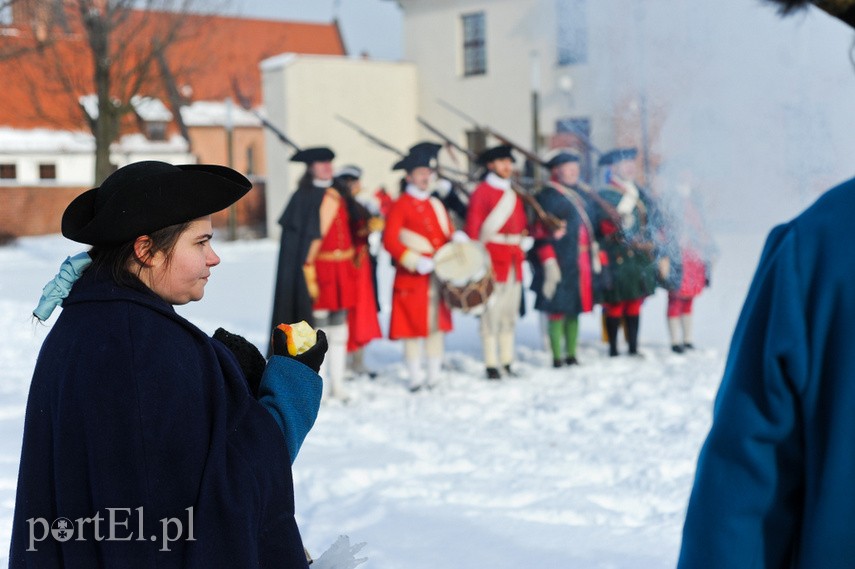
[464,145,529,379]
[383,144,458,391]
[333,165,384,375]
[271,146,356,400]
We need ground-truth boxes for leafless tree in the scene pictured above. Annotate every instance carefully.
[0,0,228,184]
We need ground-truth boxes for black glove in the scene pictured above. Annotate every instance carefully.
[213,328,266,397]
[271,327,328,374]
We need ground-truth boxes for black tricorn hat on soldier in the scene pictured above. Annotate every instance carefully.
[598,147,638,167]
[544,148,581,170]
[291,147,335,164]
[61,161,251,246]
[393,141,442,172]
[476,144,516,166]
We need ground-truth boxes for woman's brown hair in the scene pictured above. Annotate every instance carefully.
[87,222,191,290]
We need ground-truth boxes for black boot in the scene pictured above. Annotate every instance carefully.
[486,367,501,380]
[503,364,520,378]
[605,317,621,357]
[626,315,640,356]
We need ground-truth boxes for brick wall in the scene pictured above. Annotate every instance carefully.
[0,186,87,242]
[0,179,268,242]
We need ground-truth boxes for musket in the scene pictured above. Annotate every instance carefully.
[335,114,407,157]
[437,98,626,232]
[437,99,538,164]
[417,116,478,163]
[231,78,302,152]
[336,114,471,182]
[432,102,563,231]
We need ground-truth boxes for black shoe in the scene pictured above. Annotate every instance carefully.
[503,364,520,378]
[683,342,695,350]
[486,367,501,380]
[625,315,640,355]
[605,317,621,358]
[671,344,684,354]
[552,359,563,368]
[565,356,579,366]
[628,350,645,359]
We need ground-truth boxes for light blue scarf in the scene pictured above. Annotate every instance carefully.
[33,252,92,321]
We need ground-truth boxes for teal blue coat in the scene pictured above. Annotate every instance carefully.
[679,177,855,567]
[596,184,657,303]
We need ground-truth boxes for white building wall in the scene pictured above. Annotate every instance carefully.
[261,54,419,238]
[0,129,196,187]
[398,0,608,165]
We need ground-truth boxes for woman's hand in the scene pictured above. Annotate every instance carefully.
[271,327,328,373]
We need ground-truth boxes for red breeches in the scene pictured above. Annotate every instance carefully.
[603,298,643,318]
[667,295,694,318]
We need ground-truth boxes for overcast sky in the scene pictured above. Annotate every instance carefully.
[221,0,403,60]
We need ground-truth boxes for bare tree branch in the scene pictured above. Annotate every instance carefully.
[0,0,228,183]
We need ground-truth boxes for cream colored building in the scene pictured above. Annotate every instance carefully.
[261,54,418,237]
[396,0,613,181]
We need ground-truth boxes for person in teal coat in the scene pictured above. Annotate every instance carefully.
[530,149,601,367]
[678,175,855,566]
[596,147,657,356]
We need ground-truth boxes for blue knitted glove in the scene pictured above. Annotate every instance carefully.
[257,356,323,464]
[33,252,92,321]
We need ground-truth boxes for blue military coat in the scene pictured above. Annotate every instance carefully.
[679,177,855,567]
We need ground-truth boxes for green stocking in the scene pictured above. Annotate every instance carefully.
[548,318,565,360]
[564,317,579,358]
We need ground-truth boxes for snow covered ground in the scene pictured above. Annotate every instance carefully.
[0,228,770,567]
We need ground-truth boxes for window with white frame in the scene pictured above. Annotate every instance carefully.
[462,12,487,77]
[39,163,57,181]
[0,163,16,180]
[0,4,11,26]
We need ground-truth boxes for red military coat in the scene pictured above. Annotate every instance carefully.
[383,192,453,339]
[464,179,528,283]
[314,191,358,311]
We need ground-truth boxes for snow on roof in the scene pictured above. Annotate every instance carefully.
[180,101,261,128]
[131,96,173,122]
[112,133,189,153]
[0,128,189,154]
[259,52,298,72]
[0,127,93,153]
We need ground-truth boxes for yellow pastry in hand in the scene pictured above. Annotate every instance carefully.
[276,321,318,356]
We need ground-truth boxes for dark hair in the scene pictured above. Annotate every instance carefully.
[297,168,315,191]
[764,0,810,14]
[332,176,371,243]
[88,222,191,290]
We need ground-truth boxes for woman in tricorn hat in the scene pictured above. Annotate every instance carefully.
[10,161,325,567]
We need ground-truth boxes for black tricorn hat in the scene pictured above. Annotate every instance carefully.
[291,147,335,164]
[598,147,638,167]
[393,141,442,171]
[544,148,581,169]
[61,161,251,245]
[477,145,516,166]
[408,141,442,157]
